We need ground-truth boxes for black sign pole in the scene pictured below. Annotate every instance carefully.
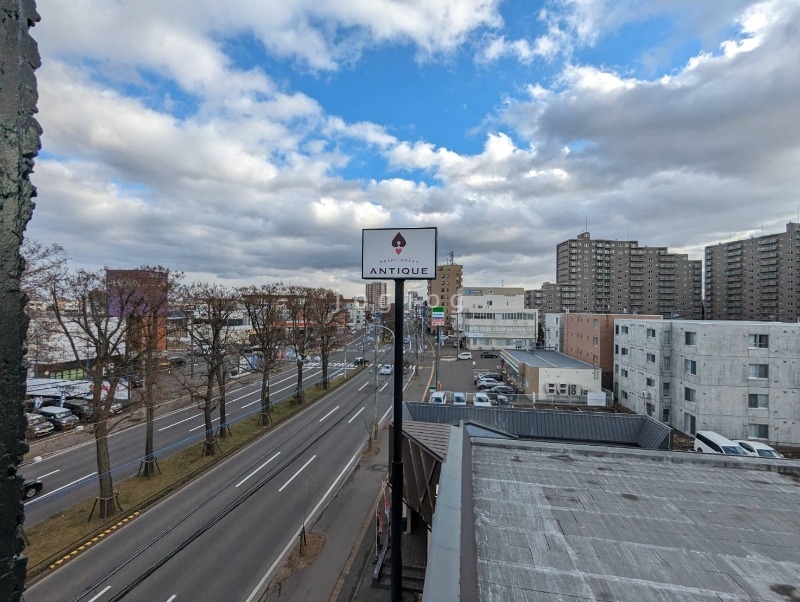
[390,278,405,601]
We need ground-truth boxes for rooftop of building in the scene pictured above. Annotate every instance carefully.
[425,433,800,601]
[502,348,596,370]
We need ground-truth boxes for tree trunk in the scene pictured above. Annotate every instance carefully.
[216,365,229,438]
[142,354,157,477]
[202,401,216,456]
[321,354,329,389]
[294,363,305,404]
[259,369,271,425]
[93,416,116,519]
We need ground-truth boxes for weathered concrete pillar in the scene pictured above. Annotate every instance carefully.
[0,0,40,599]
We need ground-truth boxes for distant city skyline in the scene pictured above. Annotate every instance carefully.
[26,1,800,298]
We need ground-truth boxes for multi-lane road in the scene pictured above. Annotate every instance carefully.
[25,337,415,601]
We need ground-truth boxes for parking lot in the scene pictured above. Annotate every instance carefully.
[423,344,512,404]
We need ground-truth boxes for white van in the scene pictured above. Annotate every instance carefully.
[429,391,447,404]
[694,431,748,456]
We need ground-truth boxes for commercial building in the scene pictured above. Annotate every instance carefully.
[614,319,800,445]
[499,348,603,401]
[454,287,538,350]
[426,262,463,334]
[529,232,703,319]
[705,221,800,321]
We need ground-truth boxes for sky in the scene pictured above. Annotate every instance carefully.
[27,0,800,298]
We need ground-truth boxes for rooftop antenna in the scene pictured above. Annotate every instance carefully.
[447,250,454,265]
[585,216,588,233]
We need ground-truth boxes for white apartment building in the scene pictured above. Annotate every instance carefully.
[544,313,564,351]
[453,287,538,350]
[614,319,800,445]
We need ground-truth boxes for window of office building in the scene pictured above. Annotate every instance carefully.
[662,382,670,397]
[647,353,656,363]
[748,364,769,379]
[684,387,696,402]
[685,331,697,345]
[748,393,769,409]
[621,347,629,356]
[646,377,655,387]
[747,424,769,439]
[748,334,769,348]
[647,328,656,338]
[684,359,697,375]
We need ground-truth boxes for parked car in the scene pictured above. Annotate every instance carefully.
[473,392,492,407]
[379,364,393,375]
[452,392,467,406]
[480,351,498,359]
[487,385,516,396]
[25,413,54,438]
[37,406,80,430]
[457,352,472,360]
[733,440,783,458]
[474,372,502,384]
[495,394,511,407]
[476,379,502,390]
[429,391,447,404]
[23,478,43,499]
[169,356,187,367]
[694,431,748,455]
[63,400,94,421]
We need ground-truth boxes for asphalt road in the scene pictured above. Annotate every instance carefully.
[22,337,387,526]
[25,339,412,601]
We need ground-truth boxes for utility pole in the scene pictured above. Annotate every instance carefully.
[434,325,440,390]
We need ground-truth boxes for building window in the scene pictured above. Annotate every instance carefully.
[621,347,629,356]
[646,402,654,417]
[593,319,598,328]
[646,328,656,338]
[593,336,598,347]
[621,326,629,334]
[664,356,671,370]
[748,393,769,409]
[684,413,696,435]
[615,344,619,355]
[647,353,656,363]
[621,390,628,400]
[646,377,655,387]
[684,387,696,402]
[662,408,670,423]
[748,334,769,349]
[621,369,628,377]
[684,359,697,375]
[748,364,769,379]
[747,424,769,439]
[615,325,619,334]
[685,331,697,345]
[662,382,670,397]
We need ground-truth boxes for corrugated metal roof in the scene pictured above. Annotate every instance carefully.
[503,349,596,369]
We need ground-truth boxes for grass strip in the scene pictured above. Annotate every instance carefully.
[24,370,361,580]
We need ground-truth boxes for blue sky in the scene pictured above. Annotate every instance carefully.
[27,0,800,296]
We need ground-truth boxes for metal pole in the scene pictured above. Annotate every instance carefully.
[374,330,378,438]
[390,279,405,602]
[434,325,440,390]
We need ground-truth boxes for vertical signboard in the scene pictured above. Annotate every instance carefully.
[430,306,445,326]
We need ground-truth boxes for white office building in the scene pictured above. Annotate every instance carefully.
[544,312,565,351]
[453,287,539,350]
[614,319,800,445]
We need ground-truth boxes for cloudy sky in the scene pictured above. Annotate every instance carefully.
[28,0,800,297]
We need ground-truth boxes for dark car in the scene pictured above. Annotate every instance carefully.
[487,385,516,396]
[169,356,187,367]
[37,406,80,430]
[25,413,55,438]
[480,351,498,358]
[63,400,94,421]
[23,478,43,499]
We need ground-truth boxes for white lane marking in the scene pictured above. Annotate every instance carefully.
[32,471,98,502]
[241,400,260,408]
[246,449,361,602]
[358,382,369,391]
[380,404,392,425]
[318,406,340,422]
[379,382,388,392]
[277,455,316,493]
[165,596,177,602]
[158,415,197,432]
[36,469,60,479]
[189,417,219,432]
[347,407,365,424]
[235,452,281,488]
[86,586,111,602]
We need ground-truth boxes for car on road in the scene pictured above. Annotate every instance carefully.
[379,364,393,375]
[457,351,472,360]
[25,413,55,438]
[733,440,783,458]
[23,478,43,499]
[452,392,467,406]
[480,351,498,358]
[473,392,492,407]
[352,356,368,366]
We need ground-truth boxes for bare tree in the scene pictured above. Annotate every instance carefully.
[284,285,315,405]
[49,268,143,519]
[240,283,287,425]
[180,283,239,452]
[307,288,346,389]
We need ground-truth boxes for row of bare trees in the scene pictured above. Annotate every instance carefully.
[22,243,348,519]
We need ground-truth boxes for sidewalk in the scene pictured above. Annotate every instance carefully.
[261,364,434,602]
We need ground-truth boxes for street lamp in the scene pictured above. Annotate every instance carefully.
[372,323,394,439]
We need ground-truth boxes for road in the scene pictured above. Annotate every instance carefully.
[24,337,416,601]
[22,337,389,526]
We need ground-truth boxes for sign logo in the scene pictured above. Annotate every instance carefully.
[392,232,406,255]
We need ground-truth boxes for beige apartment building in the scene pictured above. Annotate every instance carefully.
[528,232,702,319]
[705,222,800,321]
[427,263,463,334]
[561,312,661,389]
[365,282,387,311]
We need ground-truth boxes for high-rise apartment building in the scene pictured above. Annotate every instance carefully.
[365,282,387,310]
[426,263,463,333]
[546,232,702,318]
[705,222,800,321]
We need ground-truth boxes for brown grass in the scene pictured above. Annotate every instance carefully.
[24,369,362,580]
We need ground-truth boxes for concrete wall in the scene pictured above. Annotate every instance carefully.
[0,0,40,598]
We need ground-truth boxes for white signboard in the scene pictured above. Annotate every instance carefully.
[362,227,437,280]
[431,306,445,326]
